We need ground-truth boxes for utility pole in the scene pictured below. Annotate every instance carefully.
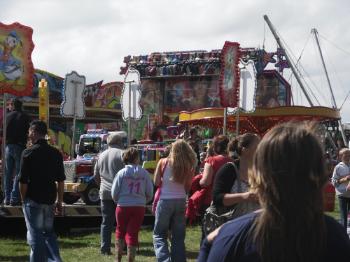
[263,15,314,106]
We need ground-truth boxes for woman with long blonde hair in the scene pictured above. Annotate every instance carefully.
[153,139,197,262]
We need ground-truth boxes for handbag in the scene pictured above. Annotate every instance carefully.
[152,159,168,214]
[202,204,237,236]
[202,162,239,236]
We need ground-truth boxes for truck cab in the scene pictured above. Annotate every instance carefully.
[63,129,127,205]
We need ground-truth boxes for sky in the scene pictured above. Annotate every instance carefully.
[2,0,350,121]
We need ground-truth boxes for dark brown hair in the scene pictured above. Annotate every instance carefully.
[212,135,229,155]
[228,133,259,156]
[250,122,327,262]
[122,147,139,164]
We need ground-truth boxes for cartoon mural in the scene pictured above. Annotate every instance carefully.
[0,22,34,96]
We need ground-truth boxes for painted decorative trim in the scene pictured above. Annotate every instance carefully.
[219,41,241,107]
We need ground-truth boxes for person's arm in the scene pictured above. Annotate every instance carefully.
[145,170,154,203]
[93,159,101,186]
[213,163,257,206]
[19,183,28,201]
[184,169,194,193]
[55,152,65,215]
[197,226,221,262]
[337,174,350,184]
[154,159,165,187]
[111,170,123,203]
[212,163,236,206]
[199,163,213,187]
[56,181,64,215]
[222,191,257,206]
[18,150,29,201]
[331,165,350,185]
[331,166,340,186]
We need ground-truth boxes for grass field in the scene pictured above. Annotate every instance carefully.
[0,224,202,262]
[0,201,340,262]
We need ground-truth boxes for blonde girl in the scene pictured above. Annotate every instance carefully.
[153,139,197,262]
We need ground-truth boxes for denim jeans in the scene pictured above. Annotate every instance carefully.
[100,199,116,253]
[23,198,62,262]
[153,199,186,262]
[338,196,350,230]
[4,144,24,203]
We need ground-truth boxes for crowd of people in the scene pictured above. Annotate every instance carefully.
[2,99,350,261]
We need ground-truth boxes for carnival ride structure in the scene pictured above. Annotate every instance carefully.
[175,15,345,141]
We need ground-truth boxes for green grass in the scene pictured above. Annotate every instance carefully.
[0,225,202,262]
[0,198,341,262]
[325,197,340,221]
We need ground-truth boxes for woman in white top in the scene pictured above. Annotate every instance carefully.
[153,139,197,262]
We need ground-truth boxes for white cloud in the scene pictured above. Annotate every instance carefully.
[1,0,350,121]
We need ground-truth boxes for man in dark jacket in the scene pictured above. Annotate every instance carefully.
[19,120,65,262]
[4,98,30,205]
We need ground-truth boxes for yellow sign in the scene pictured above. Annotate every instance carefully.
[38,79,49,123]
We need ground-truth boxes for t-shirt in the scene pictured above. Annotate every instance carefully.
[19,139,66,205]
[198,212,350,262]
[94,146,124,200]
[203,155,232,205]
[6,110,30,145]
[331,161,350,198]
[111,164,154,206]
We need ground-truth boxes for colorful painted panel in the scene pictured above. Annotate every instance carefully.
[255,71,290,108]
[164,77,220,113]
[0,22,34,96]
[32,69,64,104]
[83,81,122,109]
[219,41,240,107]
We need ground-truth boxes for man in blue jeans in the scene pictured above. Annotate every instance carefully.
[94,133,124,255]
[4,98,30,205]
[19,120,65,262]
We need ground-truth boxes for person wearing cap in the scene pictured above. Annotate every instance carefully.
[94,132,125,256]
[4,97,30,205]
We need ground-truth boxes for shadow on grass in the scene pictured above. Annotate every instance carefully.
[137,249,155,257]
[0,255,28,262]
[138,241,153,248]
[58,228,100,238]
[187,251,199,259]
